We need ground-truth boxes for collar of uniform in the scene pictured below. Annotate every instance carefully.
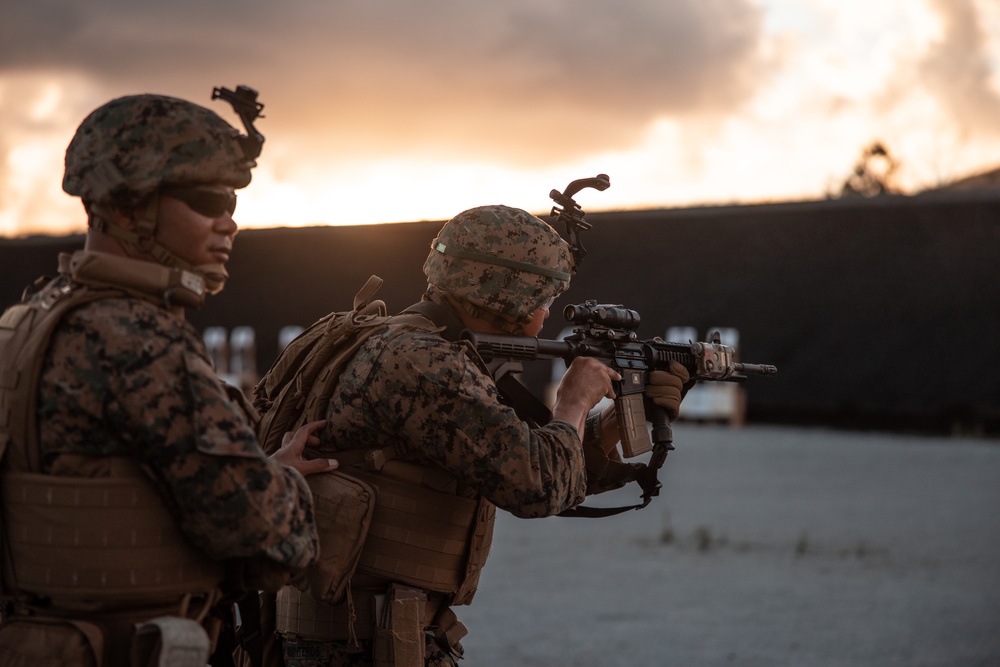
[65,250,206,309]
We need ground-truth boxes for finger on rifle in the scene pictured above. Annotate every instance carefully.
[649,369,684,390]
[668,360,691,383]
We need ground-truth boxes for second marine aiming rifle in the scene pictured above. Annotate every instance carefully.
[463,301,777,513]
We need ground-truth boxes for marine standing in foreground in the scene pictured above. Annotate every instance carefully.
[268,205,689,666]
[0,89,335,666]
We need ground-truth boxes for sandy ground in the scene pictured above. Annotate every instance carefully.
[457,424,1000,667]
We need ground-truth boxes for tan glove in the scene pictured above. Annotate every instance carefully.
[645,360,691,420]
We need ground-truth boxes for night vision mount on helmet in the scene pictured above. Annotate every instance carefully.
[212,85,265,161]
[422,175,610,334]
[548,173,610,270]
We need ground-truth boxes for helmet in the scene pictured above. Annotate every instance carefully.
[61,92,260,302]
[63,94,254,205]
[423,205,573,326]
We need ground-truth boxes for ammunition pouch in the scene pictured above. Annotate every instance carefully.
[372,584,427,667]
[0,617,106,667]
[0,602,219,667]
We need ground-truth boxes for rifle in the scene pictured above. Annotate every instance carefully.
[463,301,777,512]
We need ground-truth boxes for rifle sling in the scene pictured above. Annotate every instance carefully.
[494,374,553,426]
[399,301,466,343]
[558,455,665,517]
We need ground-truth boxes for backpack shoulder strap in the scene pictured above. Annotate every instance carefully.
[0,277,120,471]
[253,288,472,460]
[254,276,400,455]
[398,300,466,342]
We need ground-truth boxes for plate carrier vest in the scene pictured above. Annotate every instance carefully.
[0,252,226,608]
[251,277,496,648]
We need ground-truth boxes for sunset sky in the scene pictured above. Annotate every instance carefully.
[2,0,999,237]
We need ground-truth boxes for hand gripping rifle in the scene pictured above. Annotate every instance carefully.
[463,302,777,514]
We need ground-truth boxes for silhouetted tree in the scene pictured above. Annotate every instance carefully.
[837,141,900,198]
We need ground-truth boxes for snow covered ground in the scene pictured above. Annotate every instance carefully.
[459,424,1000,666]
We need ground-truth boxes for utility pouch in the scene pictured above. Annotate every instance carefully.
[0,617,106,667]
[131,616,210,667]
[429,606,468,658]
[372,584,425,667]
[300,470,376,604]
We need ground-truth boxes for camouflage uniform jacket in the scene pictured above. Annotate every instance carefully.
[316,314,587,518]
[33,282,318,571]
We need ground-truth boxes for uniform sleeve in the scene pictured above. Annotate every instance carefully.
[39,299,318,569]
[364,332,587,518]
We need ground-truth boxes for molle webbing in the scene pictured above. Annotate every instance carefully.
[276,585,372,641]
[1,472,224,600]
[349,465,478,594]
[275,462,495,642]
[275,584,443,642]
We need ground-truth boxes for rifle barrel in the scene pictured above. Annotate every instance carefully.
[735,363,778,376]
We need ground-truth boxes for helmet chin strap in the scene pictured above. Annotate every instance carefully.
[89,195,230,300]
[427,286,532,335]
[195,263,228,295]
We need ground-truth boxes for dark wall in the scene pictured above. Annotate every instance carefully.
[4,191,998,435]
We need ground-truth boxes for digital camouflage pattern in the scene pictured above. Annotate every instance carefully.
[318,319,586,518]
[286,315,587,665]
[63,94,254,206]
[37,294,318,569]
[423,205,573,323]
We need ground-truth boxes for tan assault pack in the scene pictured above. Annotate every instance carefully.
[252,276,393,605]
[253,276,496,610]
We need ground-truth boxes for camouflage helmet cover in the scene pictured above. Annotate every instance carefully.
[423,205,573,321]
[63,94,254,205]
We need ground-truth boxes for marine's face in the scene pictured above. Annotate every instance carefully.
[155,184,238,267]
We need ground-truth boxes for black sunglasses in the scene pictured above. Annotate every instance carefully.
[161,185,237,218]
